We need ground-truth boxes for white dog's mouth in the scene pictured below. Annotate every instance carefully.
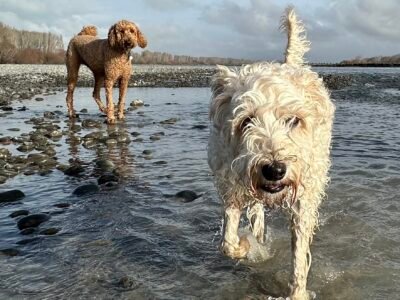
[261,182,285,194]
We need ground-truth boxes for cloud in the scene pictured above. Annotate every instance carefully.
[142,0,198,11]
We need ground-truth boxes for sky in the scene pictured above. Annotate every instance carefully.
[0,0,399,63]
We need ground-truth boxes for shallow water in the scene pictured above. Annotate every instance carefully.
[1,69,400,299]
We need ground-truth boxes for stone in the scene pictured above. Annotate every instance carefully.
[39,228,60,235]
[72,184,100,196]
[98,174,119,185]
[175,190,200,203]
[160,118,178,125]
[0,248,20,256]
[64,165,85,176]
[0,189,25,203]
[9,210,29,218]
[17,213,50,230]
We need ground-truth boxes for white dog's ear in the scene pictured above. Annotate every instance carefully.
[210,65,237,127]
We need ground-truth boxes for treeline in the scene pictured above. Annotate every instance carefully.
[131,50,254,65]
[340,54,400,65]
[0,22,64,64]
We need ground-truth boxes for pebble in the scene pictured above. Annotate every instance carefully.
[72,184,100,196]
[175,190,200,203]
[20,228,35,235]
[0,190,25,203]
[17,213,50,230]
[0,248,20,256]
[160,118,178,125]
[39,228,60,235]
[95,159,115,171]
[130,132,141,137]
[153,161,168,165]
[53,203,70,208]
[192,124,208,130]
[98,174,119,185]
[130,99,144,107]
[9,210,30,218]
[64,165,85,176]
[142,150,152,155]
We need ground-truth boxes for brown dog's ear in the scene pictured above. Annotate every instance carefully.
[136,28,147,48]
[108,24,119,48]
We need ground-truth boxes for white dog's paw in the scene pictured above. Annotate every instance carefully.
[221,236,250,259]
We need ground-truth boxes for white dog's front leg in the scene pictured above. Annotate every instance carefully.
[247,202,265,243]
[221,206,250,259]
[290,201,316,300]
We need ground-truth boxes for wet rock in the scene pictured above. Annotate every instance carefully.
[45,129,63,139]
[80,108,88,113]
[35,97,44,101]
[175,190,200,203]
[106,138,118,145]
[153,160,167,165]
[17,106,27,111]
[102,181,119,190]
[53,203,70,208]
[0,148,11,159]
[64,165,85,176]
[133,138,143,142]
[192,124,208,130]
[142,150,152,155]
[0,248,20,256]
[17,213,50,230]
[39,228,60,235]
[117,276,140,289]
[7,128,20,132]
[160,118,178,125]
[0,189,25,203]
[95,159,115,171]
[43,111,57,119]
[17,143,35,153]
[98,173,119,185]
[82,119,102,128]
[150,135,161,141]
[130,131,141,137]
[1,106,13,111]
[20,228,35,235]
[72,184,100,196]
[16,238,41,245]
[0,136,12,145]
[130,99,144,107]
[9,210,30,218]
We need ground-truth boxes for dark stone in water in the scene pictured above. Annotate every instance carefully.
[0,136,12,145]
[16,238,40,245]
[1,106,13,111]
[9,209,29,218]
[98,174,119,185]
[153,160,167,165]
[20,228,35,235]
[95,159,115,171]
[0,148,11,159]
[17,213,50,230]
[142,149,152,155]
[160,118,178,125]
[35,97,44,101]
[0,248,20,256]
[192,124,208,130]
[130,131,141,137]
[80,108,88,113]
[72,184,100,196]
[64,165,85,176]
[102,181,119,190]
[39,228,60,235]
[53,203,70,208]
[82,119,102,128]
[0,189,25,203]
[117,276,140,289]
[175,190,200,203]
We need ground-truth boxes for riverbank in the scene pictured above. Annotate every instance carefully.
[0,64,358,105]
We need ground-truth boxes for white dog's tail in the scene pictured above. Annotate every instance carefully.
[280,6,310,66]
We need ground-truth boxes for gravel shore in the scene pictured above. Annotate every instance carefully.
[0,64,354,105]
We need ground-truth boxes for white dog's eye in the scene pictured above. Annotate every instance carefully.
[239,117,253,132]
[285,116,301,129]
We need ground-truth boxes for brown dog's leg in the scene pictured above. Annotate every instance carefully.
[117,76,129,120]
[290,200,316,300]
[105,79,116,124]
[220,206,250,259]
[65,51,80,118]
[93,75,106,113]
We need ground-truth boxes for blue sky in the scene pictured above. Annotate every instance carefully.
[0,0,399,62]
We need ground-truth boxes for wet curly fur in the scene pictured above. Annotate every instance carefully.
[208,7,334,300]
[65,20,147,123]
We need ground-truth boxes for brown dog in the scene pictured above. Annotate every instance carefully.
[65,20,147,123]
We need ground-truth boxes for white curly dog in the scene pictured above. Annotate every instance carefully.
[208,7,335,300]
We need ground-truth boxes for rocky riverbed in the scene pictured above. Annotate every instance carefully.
[0,64,360,106]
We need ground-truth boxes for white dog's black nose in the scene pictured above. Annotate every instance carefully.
[262,162,286,181]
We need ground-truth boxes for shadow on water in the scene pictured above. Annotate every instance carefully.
[0,69,400,299]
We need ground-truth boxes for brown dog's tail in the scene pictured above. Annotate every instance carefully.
[77,25,98,36]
